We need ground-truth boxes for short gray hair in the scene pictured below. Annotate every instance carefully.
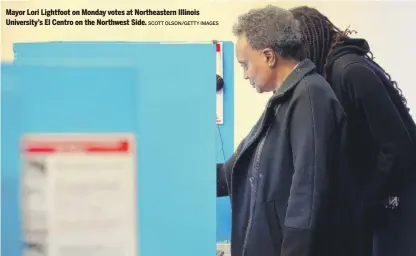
[232,5,304,60]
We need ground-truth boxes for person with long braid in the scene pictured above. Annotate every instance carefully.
[291,6,416,256]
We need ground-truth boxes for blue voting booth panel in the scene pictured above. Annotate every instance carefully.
[1,64,23,256]
[2,43,217,255]
[13,41,234,242]
[215,42,234,242]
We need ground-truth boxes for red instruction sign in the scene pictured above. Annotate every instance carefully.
[22,136,131,154]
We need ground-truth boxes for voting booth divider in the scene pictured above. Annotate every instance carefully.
[1,41,234,256]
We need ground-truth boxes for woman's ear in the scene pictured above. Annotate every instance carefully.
[262,48,276,68]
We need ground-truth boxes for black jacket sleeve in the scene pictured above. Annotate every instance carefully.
[281,82,345,256]
[217,162,231,197]
[217,139,246,197]
[343,63,414,194]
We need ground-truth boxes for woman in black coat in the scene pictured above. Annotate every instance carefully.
[290,6,416,256]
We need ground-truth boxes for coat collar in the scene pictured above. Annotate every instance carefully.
[273,58,316,98]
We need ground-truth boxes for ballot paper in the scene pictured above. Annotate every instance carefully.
[21,134,138,256]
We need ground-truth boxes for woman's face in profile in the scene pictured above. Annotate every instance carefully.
[236,35,276,93]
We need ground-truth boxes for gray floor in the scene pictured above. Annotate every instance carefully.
[216,243,231,256]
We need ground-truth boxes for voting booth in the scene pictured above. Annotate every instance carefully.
[1,41,234,256]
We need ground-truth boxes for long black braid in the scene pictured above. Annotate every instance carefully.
[290,6,410,113]
[290,6,341,75]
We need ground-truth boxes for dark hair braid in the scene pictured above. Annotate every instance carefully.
[291,6,340,74]
[363,54,409,111]
[290,6,410,112]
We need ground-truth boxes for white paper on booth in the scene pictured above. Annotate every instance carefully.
[216,91,224,124]
[216,41,224,124]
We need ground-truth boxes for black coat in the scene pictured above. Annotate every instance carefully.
[217,59,358,256]
[326,38,416,256]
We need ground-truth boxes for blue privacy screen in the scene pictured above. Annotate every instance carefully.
[13,41,235,242]
[2,42,218,256]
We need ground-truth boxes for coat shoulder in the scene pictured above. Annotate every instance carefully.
[331,53,367,79]
[294,72,338,102]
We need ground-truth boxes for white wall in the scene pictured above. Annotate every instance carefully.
[3,0,415,148]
